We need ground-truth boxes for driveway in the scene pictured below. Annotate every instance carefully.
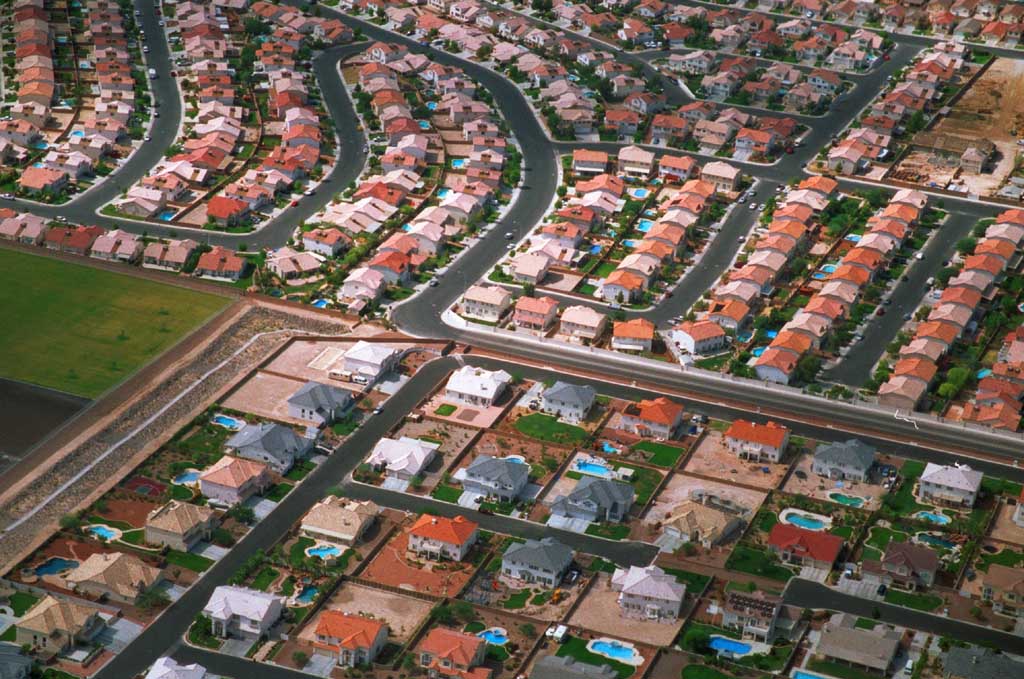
[220,638,252,658]
[246,497,279,520]
[298,653,335,677]
[457,490,484,508]
[158,581,188,603]
[381,477,409,492]
[546,515,591,533]
[194,542,229,561]
[96,617,144,653]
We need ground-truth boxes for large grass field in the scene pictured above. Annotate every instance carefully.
[0,249,229,398]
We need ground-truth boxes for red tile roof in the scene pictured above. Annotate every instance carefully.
[768,523,843,563]
[408,514,478,545]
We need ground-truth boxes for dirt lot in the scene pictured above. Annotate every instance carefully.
[462,562,586,622]
[95,497,160,528]
[422,392,510,429]
[223,371,349,425]
[645,473,767,525]
[298,581,433,644]
[360,532,477,597]
[263,339,418,384]
[567,574,684,646]
[905,58,1024,196]
[683,432,788,490]
[781,452,889,511]
[393,420,478,458]
[988,504,1024,546]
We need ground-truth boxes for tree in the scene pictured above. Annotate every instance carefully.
[59,514,82,532]
[292,651,309,667]
[451,600,476,623]
[227,505,256,525]
[795,355,822,384]
[683,628,710,653]
[906,110,927,134]
[137,588,170,611]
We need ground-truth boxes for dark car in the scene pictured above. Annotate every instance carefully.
[877,584,887,595]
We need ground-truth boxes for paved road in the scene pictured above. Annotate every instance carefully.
[824,211,978,385]
[785,579,1024,653]
[92,356,656,679]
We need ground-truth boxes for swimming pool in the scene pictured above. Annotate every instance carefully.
[426,101,437,110]
[173,469,200,485]
[622,239,638,248]
[589,244,603,255]
[765,330,778,339]
[437,187,451,199]
[915,511,952,525]
[478,627,509,645]
[157,210,176,221]
[630,188,650,199]
[451,159,467,169]
[71,130,84,137]
[709,635,752,657]
[418,120,430,129]
[812,272,827,280]
[503,455,527,464]
[88,525,119,541]
[307,544,342,560]
[792,671,831,679]
[844,234,862,242]
[637,219,654,232]
[779,508,832,531]
[977,368,992,379]
[821,264,838,274]
[34,557,78,576]
[212,414,245,430]
[601,442,621,454]
[575,460,613,477]
[643,209,656,217]
[295,585,319,605]
[587,639,643,665]
[829,492,864,507]
[311,299,329,309]
[916,532,956,550]
[752,346,766,357]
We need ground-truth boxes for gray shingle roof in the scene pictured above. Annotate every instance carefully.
[0,642,33,679]
[813,438,875,471]
[287,380,352,414]
[503,538,573,573]
[944,647,1024,679]
[529,654,617,679]
[543,381,596,408]
[227,423,305,463]
[568,476,634,508]
[466,454,530,487]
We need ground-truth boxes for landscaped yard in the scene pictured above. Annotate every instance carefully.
[556,636,635,678]
[633,440,685,468]
[682,667,736,679]
[978,546,1024,572]
[584,522,632,540]
[434,404,457,416]
[165,550,215,573]
[0,249,229,397]
[8,591,39,616]
[501,590,531,609]
[514,413,588,445]
[614,462,662,506]
[431,483,463,503]
[884,589,943,612]
[809,659,889,679]
[725,545,794,582]
[251,566,279,591]
[266,483,293,502]
[883,460,930,516]
[661,567,711,591]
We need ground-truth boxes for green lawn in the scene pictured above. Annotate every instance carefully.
[633,440,685,468]
[885,460,930,516]
[514,413,588,445]
[501,590,531,609]
[978,547,1024,572]
[809,660,887,679]
[9,591,39,616]
[431,484,464,503]
[0,249,229,397]
[266,483,293,502]
[434,404,457,416]
[884,589,943,612]
[855,617,878,630]
[725,545,795,582]
[284,460,316,482]
[830,525,855,539]
[662,567,711,590]
[165,549,214,573]
[682,667,735,679]
[614,462,662,505]
[585,522,632,540]
[119,529,147,545]
[0,627,14,642]
[289,537,316,570]
[557,636,635,679]
[251,566,279,591]
[865,526,907,552]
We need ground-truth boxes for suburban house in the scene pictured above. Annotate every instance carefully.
[917,463,983,507]
[15,596,105,659]
[366,436,439,481]
[540,381,596,424]
[416,627,490,679]
[287,381,352,425]
[312,611,388,668]
[767,523,843,570]
[558,305,607,344]
[225,423,311,475]
[981,563,1024,618]
[550,476,635,523]
[620,397,684,439]
[340,341,402,383]
[501,538,573,588]
[199,456,272,506]
[144,500,216,552]
[143,658,207,679]
[721,591,782,643]
[203,586,284,639]
[300,497,379,547]
[65,552,164,606]
[408,514,479,562]
[723,420,790,463]
[529,655,617,679]
[461,454,530,502]
[660,500,742,548]
[461,285,512,322]
[610,565,685,622]
[815,613,901,675]
[444,366,512,407]
[811,439,875,482]
[863,542,938,591]
[669,320,728,355]
[612,318,656,353]
[944,647,1024,679]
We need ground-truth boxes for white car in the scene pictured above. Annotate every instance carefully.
[144,134,152,141]
[303,188,315,196]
